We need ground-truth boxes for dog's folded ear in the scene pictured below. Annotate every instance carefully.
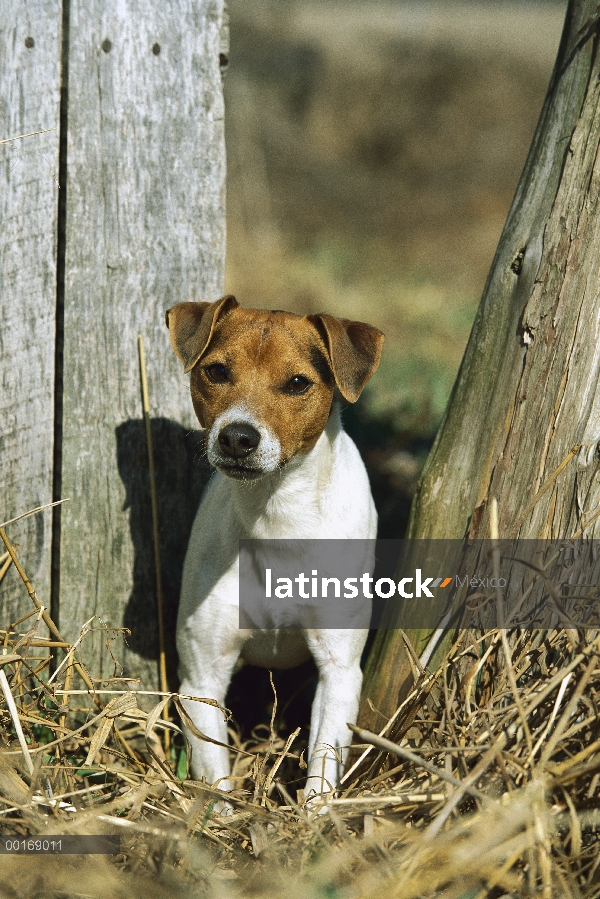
[165,295,239,372]
[308,313,384,402]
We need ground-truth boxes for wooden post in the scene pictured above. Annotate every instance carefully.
[0,2,62,627]
[1,0,227,689]
[57,0,227,686]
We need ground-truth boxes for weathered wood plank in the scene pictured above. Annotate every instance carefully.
[58,0,226,687]
[0,3,61,625]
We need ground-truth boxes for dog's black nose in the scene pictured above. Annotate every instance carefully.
[218,423,261,459]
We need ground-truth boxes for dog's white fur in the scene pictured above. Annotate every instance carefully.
[177,403,377,799]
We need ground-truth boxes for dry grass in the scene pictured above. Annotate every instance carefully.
[2,514,600,897]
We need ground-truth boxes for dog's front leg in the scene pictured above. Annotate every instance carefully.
[178,646,240,790]
[304,629,367,800]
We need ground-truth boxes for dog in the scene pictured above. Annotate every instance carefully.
[166,295,384,803]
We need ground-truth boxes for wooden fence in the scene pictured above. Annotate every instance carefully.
[1,0,227,689]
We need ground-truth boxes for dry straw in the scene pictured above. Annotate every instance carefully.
[1,501,600,897]
[138,334,170,748]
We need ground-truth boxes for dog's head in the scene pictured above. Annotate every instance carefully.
[166,296,384,480]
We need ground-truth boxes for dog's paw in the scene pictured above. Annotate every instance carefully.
[210,797,234,817]
[302,788,332,818]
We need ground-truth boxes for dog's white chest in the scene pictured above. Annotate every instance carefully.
[177,410,376,629]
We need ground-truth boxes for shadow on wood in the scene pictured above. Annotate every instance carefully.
[116,418,209,686]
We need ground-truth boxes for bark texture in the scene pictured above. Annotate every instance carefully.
[361,0,600,728]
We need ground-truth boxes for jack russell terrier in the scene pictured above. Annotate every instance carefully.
[166,295,384,803]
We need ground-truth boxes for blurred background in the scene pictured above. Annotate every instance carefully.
[221,0,568,757]
[223,0,566,537]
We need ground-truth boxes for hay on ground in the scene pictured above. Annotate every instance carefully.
[1,525,600,898]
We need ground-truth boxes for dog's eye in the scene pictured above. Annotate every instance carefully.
[284,375,311,395]
[205,363,229,383]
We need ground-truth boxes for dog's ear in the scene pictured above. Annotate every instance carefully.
[165,295,239,372]
[308,313,384,402]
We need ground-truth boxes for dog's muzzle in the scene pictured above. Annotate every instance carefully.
[208,409,282,478]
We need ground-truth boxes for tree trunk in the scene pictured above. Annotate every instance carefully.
[360,0,600,728]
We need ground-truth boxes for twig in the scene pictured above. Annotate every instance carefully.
[547,736,600,777]
[1,694,137,757]
[539,656,598,767]
[0,498,69,531]
[509,445,580,537]
[0,664,34,775]
[425,733,507,839]
[0,553,12,585]
[570,504,600,540]
[525,673,572,768]
[0,636,72,648]
[263,727,301,798]
[138,335,169,749]
[256,671,279,802]
[491,498,533,755]
[419,609,454,668]
[341,666,443,785]
[53,689,221,701]
[348,724,487,801]
[0,127,55,145]
[401,629,426,679]
[328,793,445,808]
[0,528,143,769]
[47,615,96,684]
